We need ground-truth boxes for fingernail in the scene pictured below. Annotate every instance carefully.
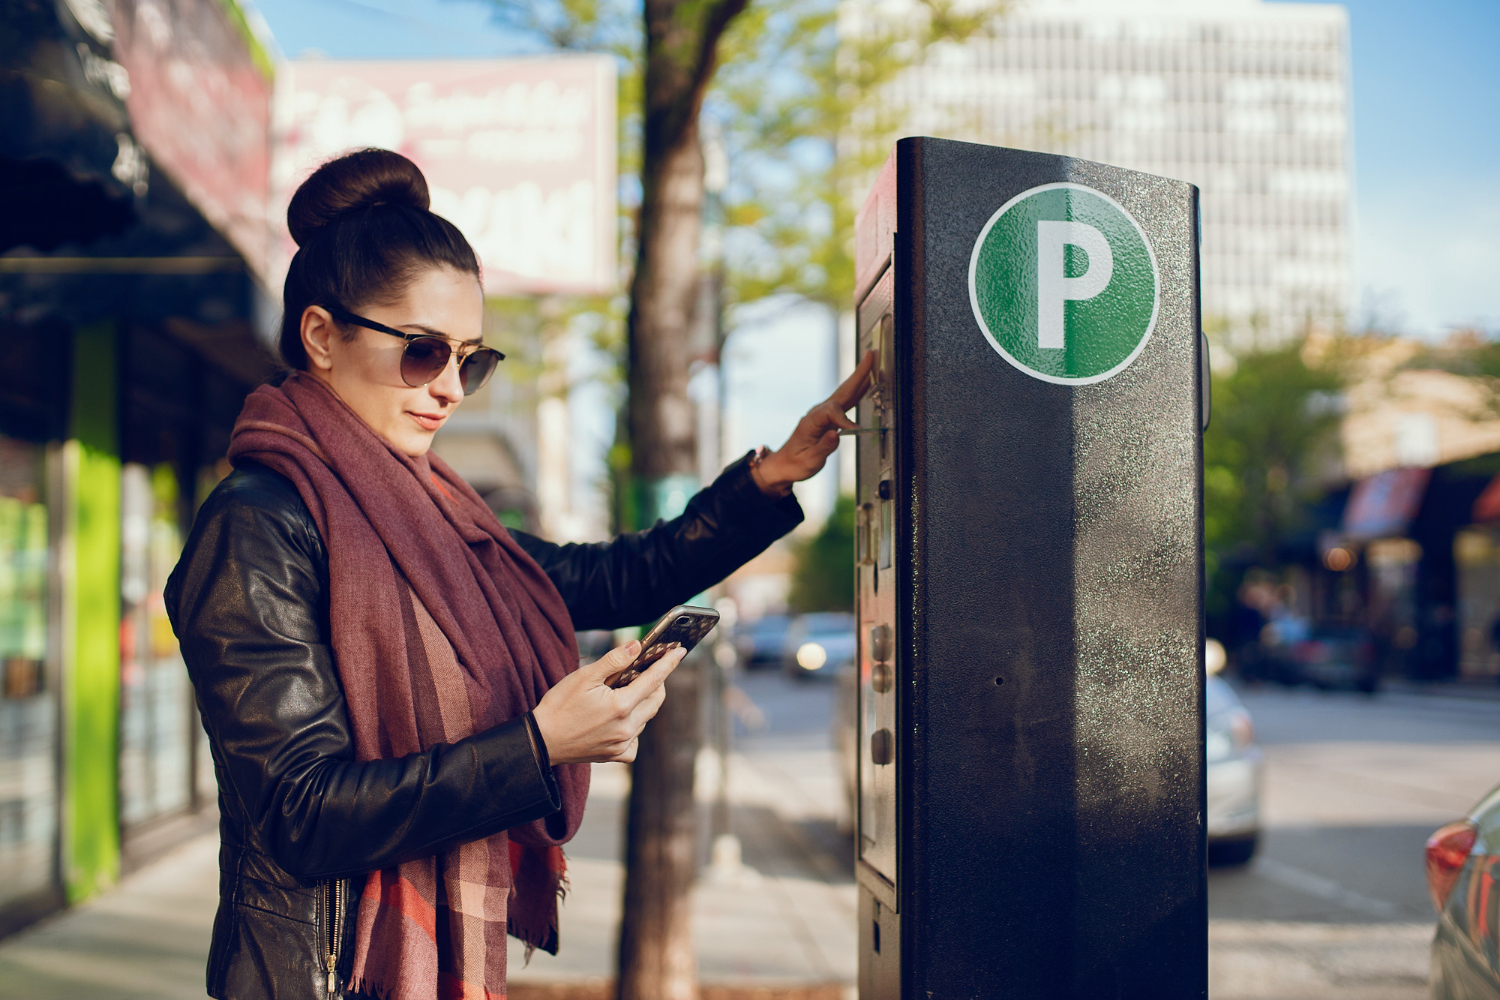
[626,640,641,656]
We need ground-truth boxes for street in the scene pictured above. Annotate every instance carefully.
[2,668,1498,997]
[721,671,1500,998]
[713,671,1500,1000]
[515,667,1500,998]
[1208,684,1500,999]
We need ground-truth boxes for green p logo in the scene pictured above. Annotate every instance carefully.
[968,182,1159,385]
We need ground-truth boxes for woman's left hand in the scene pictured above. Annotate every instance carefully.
[751,349,878,498]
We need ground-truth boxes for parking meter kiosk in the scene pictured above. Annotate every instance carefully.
[853,138,1206,999]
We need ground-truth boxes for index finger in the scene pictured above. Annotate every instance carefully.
[830,350,878,411]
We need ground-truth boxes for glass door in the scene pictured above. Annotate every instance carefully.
[118,463,194,831]
[0,435,59,914]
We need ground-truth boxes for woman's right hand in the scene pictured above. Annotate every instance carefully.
[530,640,685,765]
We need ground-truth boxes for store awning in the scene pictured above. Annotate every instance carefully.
[1342,467,1431,541]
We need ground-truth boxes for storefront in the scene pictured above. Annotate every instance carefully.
[1453,469,1500,680]
[117,321,256,857]
[1,0,273,934]
[0,432,62,927]
[1330,459,1500,684]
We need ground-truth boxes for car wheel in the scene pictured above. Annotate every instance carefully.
[1208,834,1259,867]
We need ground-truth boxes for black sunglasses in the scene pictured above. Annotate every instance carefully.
[325,304,505,396]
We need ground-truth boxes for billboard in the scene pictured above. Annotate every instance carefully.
[271,56,618,297]
[110,0,274,276]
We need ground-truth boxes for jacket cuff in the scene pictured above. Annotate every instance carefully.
[523,711,553,771]
[717,450,805,535]
[471,715,562,826]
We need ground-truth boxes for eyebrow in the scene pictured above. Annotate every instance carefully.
[399,323,484,347]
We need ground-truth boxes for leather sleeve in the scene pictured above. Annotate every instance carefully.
[165,469,561,882]
[510,453,804,632]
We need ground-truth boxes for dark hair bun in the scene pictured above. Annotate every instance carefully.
[277,147,479,371]
[287,148,431,247]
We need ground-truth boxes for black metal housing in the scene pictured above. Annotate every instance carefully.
[853,137,1206,999]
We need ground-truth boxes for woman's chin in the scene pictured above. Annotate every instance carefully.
[384,426,435,458]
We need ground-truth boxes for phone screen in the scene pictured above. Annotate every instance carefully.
[606,606,720,688]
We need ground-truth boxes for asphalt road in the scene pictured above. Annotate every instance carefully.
[1209,684,1500,1000]
[3,660,1491,999]
[734,665,1500,999]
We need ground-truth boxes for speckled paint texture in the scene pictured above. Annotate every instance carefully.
[858,138,1204,999]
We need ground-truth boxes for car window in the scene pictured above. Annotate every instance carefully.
[1205,675,1239,717]
[801,612,855,635]
[748,616,788,636]
[1470,782,1500,835]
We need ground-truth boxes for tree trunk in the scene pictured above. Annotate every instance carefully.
[617,654,704,1000]
[617,2,748,999]
[627,122,704,479]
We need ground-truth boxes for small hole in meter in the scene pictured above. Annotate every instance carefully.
[994,676,1005,686]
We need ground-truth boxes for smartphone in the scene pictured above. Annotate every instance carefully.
[605,605,721,688]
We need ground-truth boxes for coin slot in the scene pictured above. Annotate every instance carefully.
[857,503,876,565]
[878,500,892,569]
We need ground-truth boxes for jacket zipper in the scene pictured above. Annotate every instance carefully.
[322,878,348,995]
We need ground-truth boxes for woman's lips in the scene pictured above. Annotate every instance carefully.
[408,411,445,432]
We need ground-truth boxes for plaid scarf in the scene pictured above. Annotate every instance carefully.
[228,373,589,1000]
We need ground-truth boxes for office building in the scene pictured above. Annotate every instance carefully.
[892,0,1352,348]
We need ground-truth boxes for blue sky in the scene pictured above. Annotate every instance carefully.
[1340,0,1499,335]
[252,0,1497,339]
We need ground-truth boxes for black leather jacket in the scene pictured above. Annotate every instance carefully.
[165,453,801,1000]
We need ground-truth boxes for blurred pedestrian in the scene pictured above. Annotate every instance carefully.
[1230,578,1271,683]
[165,148,874,1000]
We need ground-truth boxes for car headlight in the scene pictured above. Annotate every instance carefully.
[1206,709,1254,762]
[796,642,828,670]
[1205,725,1233,763]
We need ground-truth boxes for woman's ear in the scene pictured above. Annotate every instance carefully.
[301,306,338,373]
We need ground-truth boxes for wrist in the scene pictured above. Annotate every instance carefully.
[524,712,554,770]
[749,448,794,498]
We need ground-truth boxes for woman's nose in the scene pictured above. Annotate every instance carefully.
[428,353,465,404]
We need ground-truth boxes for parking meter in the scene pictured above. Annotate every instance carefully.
[852,138,1205,998]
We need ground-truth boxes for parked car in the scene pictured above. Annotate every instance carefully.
[1429,784,1500,998]
[734,613,791,669]
[1205,670,1264,865]
[1284,626,1380,692]
[783,612,856,680]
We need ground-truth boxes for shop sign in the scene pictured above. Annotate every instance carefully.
[272,56,618,297]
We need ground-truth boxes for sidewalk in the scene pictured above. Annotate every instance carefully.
[508,736,857,993]
[0,833,219,999]
[1382,677,1500,702]
[0,730,856,998]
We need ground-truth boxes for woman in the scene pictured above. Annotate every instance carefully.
[165,147,873,1000]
